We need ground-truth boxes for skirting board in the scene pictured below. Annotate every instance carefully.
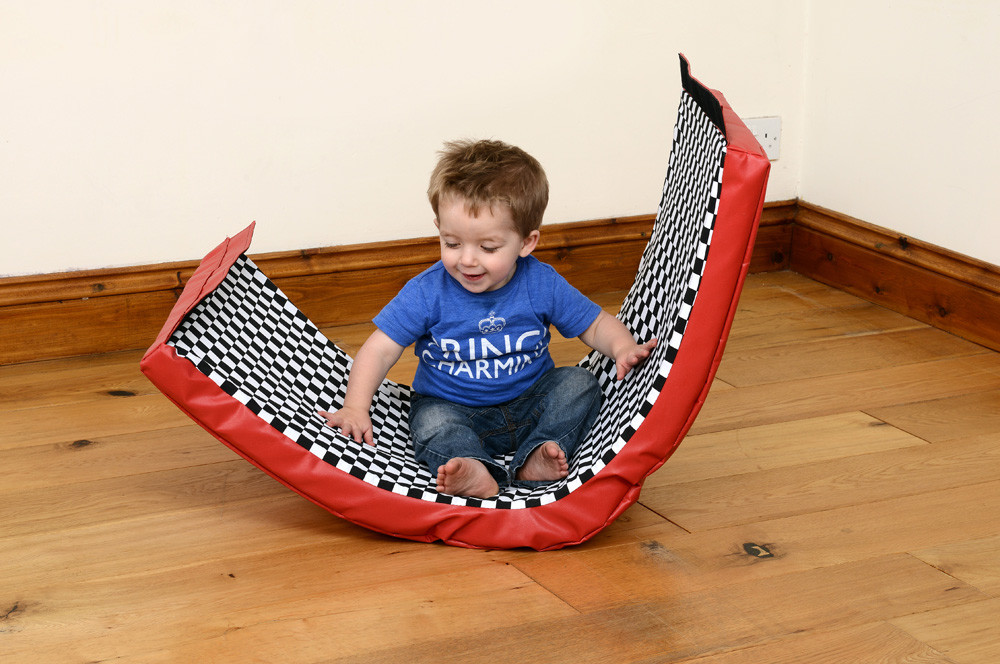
[0,215,665,365]
[3,199,997,364]
[790,202,1000,353]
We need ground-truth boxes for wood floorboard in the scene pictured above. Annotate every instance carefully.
[891,598,1000,664]
[649,411,927,486]
[667,622,956,664]
[719,272,922,349]
[911,534,1000,596]
[2,270,999,663]
[329,556,983,664]
[721,299,927,353]
[732,271,866,314]
[0,349,152,411]
[5,562,574,663]
[715,326,987,387]
[1,459,284,538]
[508,480,1000,612]
[642,436,1000,531]
[867,389,1000,443]
[0,393,193,451]
[0,425,229,494]
[691,353,1000,435]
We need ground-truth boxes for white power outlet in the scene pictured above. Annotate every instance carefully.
[744,116,781,160]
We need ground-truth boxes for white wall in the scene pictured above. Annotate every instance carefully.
[800,1,1000,266]
[1,0,806,277]
[10,2,1000,277]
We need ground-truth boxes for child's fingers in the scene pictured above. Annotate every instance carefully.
[317,410,374,445]
[346,423,370,445]
[317,410,339,426]
[616,339,659,380]
[344,422,374,446]
[340,424,375,445]
[616,358,629,379]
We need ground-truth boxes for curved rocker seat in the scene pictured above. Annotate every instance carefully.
[141,56,769,550]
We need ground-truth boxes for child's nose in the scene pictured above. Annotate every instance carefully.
[460,247,477,266]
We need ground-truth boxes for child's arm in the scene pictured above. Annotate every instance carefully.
[579,311,658,380]
[318,329,405,445]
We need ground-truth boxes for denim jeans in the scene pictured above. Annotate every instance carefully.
[409,366,602,488]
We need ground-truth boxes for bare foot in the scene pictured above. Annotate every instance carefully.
[515,442,568,482]
[437,458,499,498]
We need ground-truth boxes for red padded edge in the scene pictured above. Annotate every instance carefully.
[143,222,256,353]
[140,67,769,550]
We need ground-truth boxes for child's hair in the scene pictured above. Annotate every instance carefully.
[428,139,549,237]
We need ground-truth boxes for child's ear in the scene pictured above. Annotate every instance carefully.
[519,230,540,257]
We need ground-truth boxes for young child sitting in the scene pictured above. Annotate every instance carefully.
[319,139,657,498]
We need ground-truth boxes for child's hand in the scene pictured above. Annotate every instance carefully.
[615,337,658,380]
[318,407,374,446]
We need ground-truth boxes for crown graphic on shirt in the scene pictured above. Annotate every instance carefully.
[478,311,506,334]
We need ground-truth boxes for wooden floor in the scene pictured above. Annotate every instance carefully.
[3,270,1000,663]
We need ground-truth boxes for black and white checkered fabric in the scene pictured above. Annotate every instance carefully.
[168,89,726,509]
[576,91,726,484]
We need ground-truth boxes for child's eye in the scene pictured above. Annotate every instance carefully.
[444,242,460,249]
[481,246,499,253]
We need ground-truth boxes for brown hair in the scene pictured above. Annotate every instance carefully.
[428,139,549,236]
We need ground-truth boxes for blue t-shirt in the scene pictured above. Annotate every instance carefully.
[374,255,601,407]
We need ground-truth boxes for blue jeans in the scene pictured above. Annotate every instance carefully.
[409,366,602,488]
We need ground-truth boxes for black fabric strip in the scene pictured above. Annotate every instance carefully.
[679,54,726,138]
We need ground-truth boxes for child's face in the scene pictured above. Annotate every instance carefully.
[435,195,539,294]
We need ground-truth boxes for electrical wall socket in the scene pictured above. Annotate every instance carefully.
[744,116,781,160]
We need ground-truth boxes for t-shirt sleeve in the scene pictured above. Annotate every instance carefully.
[535,261,603,339]
[372,274,433,347]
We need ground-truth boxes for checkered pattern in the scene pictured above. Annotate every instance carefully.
[575,91,726,485]
[168,89,726,509]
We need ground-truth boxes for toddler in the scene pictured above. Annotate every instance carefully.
[320,139,656,498]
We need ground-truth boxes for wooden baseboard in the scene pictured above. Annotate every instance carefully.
[790,202,1000,352]
[751,200,798,273]
[3,199,996,364]
[0,215,659,365]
